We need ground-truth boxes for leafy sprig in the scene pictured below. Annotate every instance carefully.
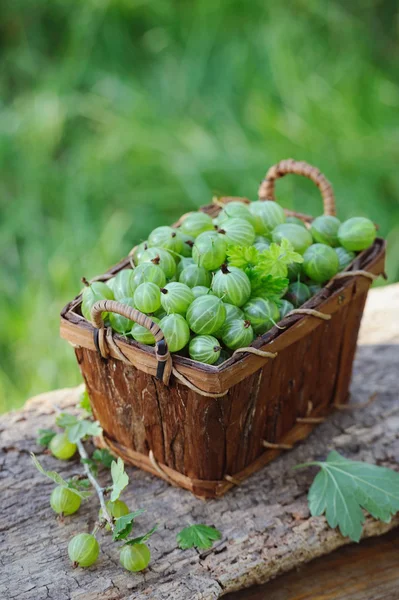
[37,428,57,447]
[247,271,288,304]
[176,524,222,550]
[56,412,102,443]
[110,457,129,502]
[31,453,91,499]
[296,450,399,542]
[124,525,158,546]
[113,510,146,541]
[227,246,259,272]
[78,389,92,414]
[255,238,303,278]
[31,389,154,572]
[227,242,294,303]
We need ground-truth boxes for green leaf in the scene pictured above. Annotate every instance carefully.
[112,509,146,541]
[92,448,115,469]
[124,524,158,546]
[247,271,288,303]
[67,420,102,444]
[176,524,222,550]
[78,389,92,414]
[36,428,57,447]
[297,451,399,542]
[110,457,129,502]
[227,245,259,272]
[67,477,91,492]
[56,412,102,443]
[30,453,91,499]
[56,413,78,428]
[256,239,303,278]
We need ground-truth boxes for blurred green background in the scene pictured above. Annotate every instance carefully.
[1,1,399,413]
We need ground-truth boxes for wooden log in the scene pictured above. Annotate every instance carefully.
[1,284,399,600]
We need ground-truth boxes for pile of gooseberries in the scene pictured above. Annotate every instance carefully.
[82,202,377,365]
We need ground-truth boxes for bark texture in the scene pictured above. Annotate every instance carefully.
[1,284,399,600]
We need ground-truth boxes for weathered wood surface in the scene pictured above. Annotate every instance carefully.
[226,528,399,600]
[1,284,399,600]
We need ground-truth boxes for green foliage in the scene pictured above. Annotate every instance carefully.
[37,428,57,447]
[176,524,222,550]
[78,390,92,414]
[92,448,115,469]
[112,510,146,541]
[124,525,158,547]
[1,1,398,412]
[247,271,288,304]
[31,453,91,499]
[110,458,129,502]
[227,246,260,272]
[256,239,303,278]
[227,244,289,303]
[296,451,399,542]
[56,412,102,443]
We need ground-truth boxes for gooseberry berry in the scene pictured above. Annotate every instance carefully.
[186,295,226,335]
[160,282,194,315]
[159,314,190,352]
[310,215,341,247]
[211,264,251,307]
[49,433,77,460]
[68,533,99,568]
[50,486,81,515]
[338,217,376,251]
[302,244,339,283]
[120,543,151,572]
[134,282,161,314]
[189,335,221,365]
[272,223,313,254]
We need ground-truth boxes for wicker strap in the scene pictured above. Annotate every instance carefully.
[91,300,172,385]
[286,308,332,321]
[333,270,378,282]
[233,347,278,359]
[258,159,336,216]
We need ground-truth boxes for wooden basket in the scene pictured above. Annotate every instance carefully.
[60,159,386,498]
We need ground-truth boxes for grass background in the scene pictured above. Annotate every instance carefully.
[1,1,399,412]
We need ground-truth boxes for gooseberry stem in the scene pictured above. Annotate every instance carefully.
[76,438,114,532]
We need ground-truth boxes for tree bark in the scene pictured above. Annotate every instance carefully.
[1,284,398,600]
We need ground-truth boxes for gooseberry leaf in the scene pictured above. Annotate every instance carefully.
[112,509,146,541]
[176,524,222,550]
[124,524,158,546]
[30,453,91,499]
[67,477,91,491]
[56,412,102,443]
[37,428,57,447]
[92,448,115,469]
[226,246,259,272]
[56,413,78,428]
[78,389,92,414]
[247,271,288,303]
[256,239,303,278]
[296,451,399,542]
[110,457,129,502]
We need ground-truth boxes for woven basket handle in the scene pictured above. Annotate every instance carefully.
[91,300,170,382]
[258,159,336,216]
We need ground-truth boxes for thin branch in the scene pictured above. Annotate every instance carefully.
[76,438,114,531]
